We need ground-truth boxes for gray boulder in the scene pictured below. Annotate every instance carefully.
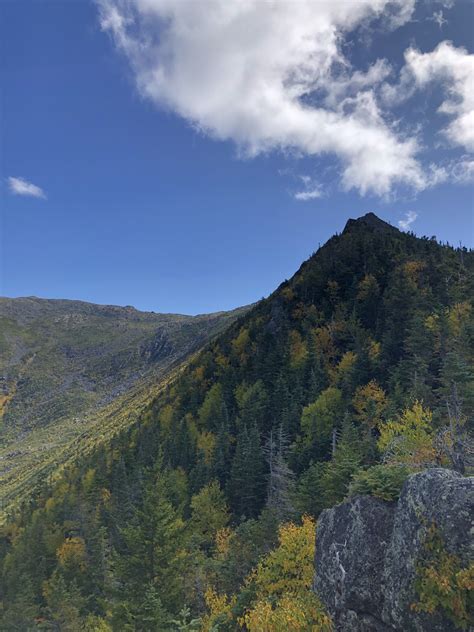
[382,468,473,631]
[314,495,395,631]
[314,468,473,631]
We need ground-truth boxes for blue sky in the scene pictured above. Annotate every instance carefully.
[1,0,473,314]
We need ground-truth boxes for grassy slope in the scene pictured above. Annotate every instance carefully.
[0,297,247,516]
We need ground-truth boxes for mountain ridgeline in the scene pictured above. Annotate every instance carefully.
[1,213,472,631]
[0,298,247,516]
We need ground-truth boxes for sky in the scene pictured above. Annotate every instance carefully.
[1,0,473,315]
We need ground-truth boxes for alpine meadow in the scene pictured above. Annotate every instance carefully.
[2,0,473,630]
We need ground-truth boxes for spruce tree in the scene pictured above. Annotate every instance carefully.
[228,423,266,519]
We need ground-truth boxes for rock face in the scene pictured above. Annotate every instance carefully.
[382,469,473,631]
[314,469,473,631]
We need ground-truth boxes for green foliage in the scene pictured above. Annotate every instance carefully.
[115,471,188,613]
[0,298,245,518]
[43,571,86,631]
[1,216,472,629]
[170,606,202,631]
[412,523,474,629]
[228,423,267,519]
[189,480,229,548]
[295,461,328,518]
[320,423,363,507]
[349,464,410,501]
[300,387,344,456]
[198,384,227,431]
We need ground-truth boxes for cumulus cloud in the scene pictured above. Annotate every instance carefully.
[384,42,474,152]
[8,176,46,199]
[98,0,429,197]
[398,210,418,230]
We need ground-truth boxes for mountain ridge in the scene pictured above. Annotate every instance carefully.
[0,295,241,319]
[0,296,248,516]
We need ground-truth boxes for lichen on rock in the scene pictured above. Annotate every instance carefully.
[314,468,473,631]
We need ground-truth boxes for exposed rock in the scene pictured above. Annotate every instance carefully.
[314,495,395,630]
[382,469,473,632]
[314,469,473,631]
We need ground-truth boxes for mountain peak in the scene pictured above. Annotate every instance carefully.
[343,212,396,234]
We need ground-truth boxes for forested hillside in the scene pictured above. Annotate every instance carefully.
[0,298,246,517]
[1,213,472,631]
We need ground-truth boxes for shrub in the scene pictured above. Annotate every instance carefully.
[348,464,410,501]
[412,523,474,630]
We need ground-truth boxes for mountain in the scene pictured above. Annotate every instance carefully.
[0,297,247,515]
[0,214,472,631]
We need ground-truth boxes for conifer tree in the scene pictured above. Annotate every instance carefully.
[228,423,266,519]
[115,472,188,613]
[320,421,363,507]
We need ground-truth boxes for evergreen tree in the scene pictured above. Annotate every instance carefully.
[228,423,267,519]
[320,422,363,507]
[115,472,188,613]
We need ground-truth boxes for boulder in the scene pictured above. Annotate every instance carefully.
[382,468,473,631]
[314,495,395,631]
[314,469,473,631]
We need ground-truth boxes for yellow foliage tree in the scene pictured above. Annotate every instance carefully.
[240,516,333,632]
[197,431,216,465]
[403,260,426,288]
[412,523,474,630]
[357,274,379,301]
[289,330,309,370]
[56,536,88,573]
[232,327,251,362]
[377,401,438,468]
[214,526,234,559]
[189,481,229,549]
[201,587,237,632]
[312,326,336,369]
[353,380,388,429]
[447,301,472,340]
[334,351,357,387]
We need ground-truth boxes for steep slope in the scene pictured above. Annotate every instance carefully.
[0,214,472,630]
[0,297,247,514]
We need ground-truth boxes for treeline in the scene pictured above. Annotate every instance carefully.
[1,216,472,630]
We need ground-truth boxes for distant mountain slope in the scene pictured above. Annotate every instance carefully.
[0,214,472,630]
[0,297,247,513]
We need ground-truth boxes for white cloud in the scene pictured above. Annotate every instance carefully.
[415,157,474,187]
[321,59,392,109]
[386,42,474,152]
[398,210,418,230]
[450,157,474,184]
[294,175,324,201]
[98,0,428,197]
[294,187,323,202]
[427,10,448,29]
[8,176,46,199]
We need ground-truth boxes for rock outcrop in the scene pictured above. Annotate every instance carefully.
[314,469,473,631]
